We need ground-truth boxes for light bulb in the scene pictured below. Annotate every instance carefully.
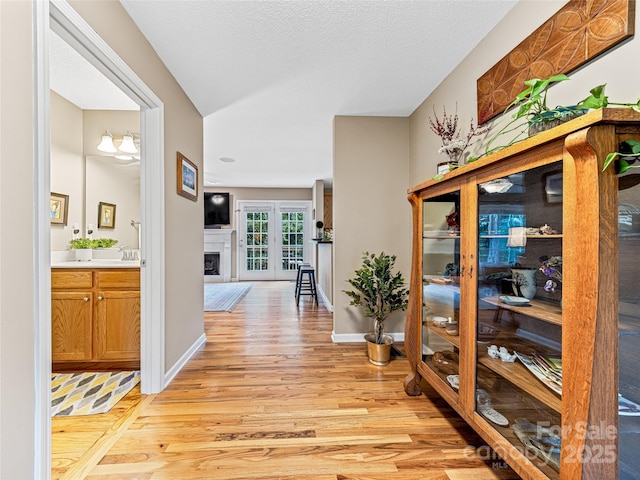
[119,132,138,154]
[97,132,117,153]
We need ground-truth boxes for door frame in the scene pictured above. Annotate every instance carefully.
[34,1,166,476]
[237,201,312,281]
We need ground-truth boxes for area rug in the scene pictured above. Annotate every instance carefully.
[204,282,253,311]
[51,371,140,417]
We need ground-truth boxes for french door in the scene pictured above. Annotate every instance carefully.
[237,201,312,281]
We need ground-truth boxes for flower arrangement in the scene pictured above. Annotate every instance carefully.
[539,255,562,293]
[429,106,490,166]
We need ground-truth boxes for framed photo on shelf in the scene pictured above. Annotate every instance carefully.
[177,151,198,201]
[98,202,116,229]
[50,192,69,226]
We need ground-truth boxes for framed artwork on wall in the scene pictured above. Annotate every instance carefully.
[177,151,198,201]
[50,192,69,226]
[98,201,116,229]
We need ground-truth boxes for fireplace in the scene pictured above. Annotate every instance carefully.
[204,253,220,276]
[204,229,233,283]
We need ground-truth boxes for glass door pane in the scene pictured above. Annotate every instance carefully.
[246,211,270,272]
[618,175,640,479]
[476,163,562,479]
[421,192,461,396]
[280,211,305,274]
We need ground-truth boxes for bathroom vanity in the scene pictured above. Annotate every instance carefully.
[51,261,140,372]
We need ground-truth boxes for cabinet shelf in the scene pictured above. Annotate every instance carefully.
[479,234,563,239]
[478,351,562,413]
[425,322,561,413]
[481,296,562,326]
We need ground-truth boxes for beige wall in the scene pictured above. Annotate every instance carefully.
[50,95,141,250]
[0,1,204,476]
[410,0,640,183]
[1,2,37,476]
[50,91,84,250]
[333,116,411,338]
[83,110,141,249]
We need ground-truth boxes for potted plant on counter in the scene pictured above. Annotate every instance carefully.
[69,237,94,261]
[343,251,409,366]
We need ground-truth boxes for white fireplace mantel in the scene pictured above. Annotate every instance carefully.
[204,229,233,283]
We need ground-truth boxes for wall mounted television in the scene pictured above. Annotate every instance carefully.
[204,192,231,227]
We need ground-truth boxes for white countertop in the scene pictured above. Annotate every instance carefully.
[52,259,140,268]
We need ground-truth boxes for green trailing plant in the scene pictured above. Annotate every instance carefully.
[69,238,94,249]
[576,84,640,112]
[93,238,119,249]
[476,74,576,159]
[343,251,409,345]
[603,139,640,173]
[464,76,640,169]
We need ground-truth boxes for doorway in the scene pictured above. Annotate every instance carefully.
[237,201,312,281]
[35,1,166,477]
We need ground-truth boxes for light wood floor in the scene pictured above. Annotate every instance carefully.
[52,281,519,479]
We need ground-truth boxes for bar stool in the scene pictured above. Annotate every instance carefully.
[294,262,311,299]
[296,264,318,306]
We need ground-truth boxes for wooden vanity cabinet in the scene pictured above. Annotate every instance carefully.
[52,268,140,371]
[403,109,640,480]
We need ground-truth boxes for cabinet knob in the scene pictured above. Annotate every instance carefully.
[83,297,89,302]
[98,296,103,301]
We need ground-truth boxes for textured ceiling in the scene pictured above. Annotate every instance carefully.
[58,1,519,188]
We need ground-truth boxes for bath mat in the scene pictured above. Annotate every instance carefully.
[204,282,253,311]
[51,371,140,417]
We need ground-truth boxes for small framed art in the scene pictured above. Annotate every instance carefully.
[50,192,69,226]
[177,151,198,201]
[98,202,116,229]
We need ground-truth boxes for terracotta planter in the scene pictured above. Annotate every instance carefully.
[364,333,394,366]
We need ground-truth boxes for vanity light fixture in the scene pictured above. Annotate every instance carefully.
[97,131,139,156]
[97,132,117,153]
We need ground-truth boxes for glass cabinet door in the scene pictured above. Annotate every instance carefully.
[475,163,563,479]
[421,191,462,395]
[617,175,640,479]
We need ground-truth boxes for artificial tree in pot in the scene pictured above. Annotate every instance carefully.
[343,251,409,365]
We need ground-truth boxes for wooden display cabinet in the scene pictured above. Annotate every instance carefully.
[52,268,140,371]
[403,109,640,479]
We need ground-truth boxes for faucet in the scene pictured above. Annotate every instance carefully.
[119,245,132,261]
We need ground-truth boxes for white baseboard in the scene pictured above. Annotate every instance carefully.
[317,285,333,312]
[331,331,405,343]
[164,333,207,387]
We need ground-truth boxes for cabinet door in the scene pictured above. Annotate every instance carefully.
[475,162,563,479]
[51,291,93,361]
[617,171,640,479]
[94,290,140,361]
[421,189,464,398]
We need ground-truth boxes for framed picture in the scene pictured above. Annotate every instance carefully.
[177,151,198,201]
[98,202,116,229]
[543,171,563,204]
[50,192,69,226]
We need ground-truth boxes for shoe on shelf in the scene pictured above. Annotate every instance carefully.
[476,389,509,426]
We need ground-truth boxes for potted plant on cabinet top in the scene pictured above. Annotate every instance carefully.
[343,251,409,366]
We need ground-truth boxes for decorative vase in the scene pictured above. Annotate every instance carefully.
[364,333,394,366]
[511,267,537,299]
